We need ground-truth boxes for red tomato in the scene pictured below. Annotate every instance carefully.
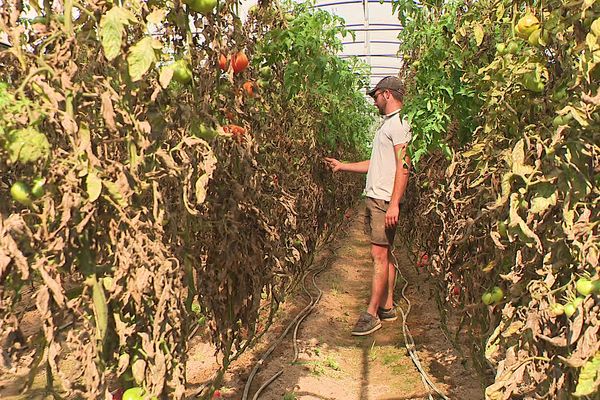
[242,80,254,96]
[213,390,222,398]
[219,54,228,71]
[223,124,246,136]
[452,286,460,296]
[232,51,249,74]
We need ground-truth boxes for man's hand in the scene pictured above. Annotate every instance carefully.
[324,157,343,172]
[385,204,400,228]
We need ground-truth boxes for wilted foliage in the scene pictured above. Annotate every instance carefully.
[0,0,371,398]
[396,0,599,398]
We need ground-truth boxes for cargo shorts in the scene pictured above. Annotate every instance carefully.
[364,197,397,246]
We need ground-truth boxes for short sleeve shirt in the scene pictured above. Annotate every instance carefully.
[364,109,412,201]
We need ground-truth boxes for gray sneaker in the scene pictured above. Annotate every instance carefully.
[351,312,382,336]
[377,307,398,322]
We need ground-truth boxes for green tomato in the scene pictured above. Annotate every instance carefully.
[576,278,593,296]
[192,123,217,141]
[549,303,564,317]
[10,181,33,206]
[522,72,544,93]
[482,292,494,305]
[172,60,192,84]
[259,66,272,79]
[122,387,157,400]
[495,43,506,55]
[187,0,218,14]
[573,296,584,308]
[31,177,46,198]
[563,302,576,318]
[505,41,519,54]
[516,13,540,39]
[491,286,504,303]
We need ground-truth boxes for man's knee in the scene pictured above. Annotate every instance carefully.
[371,244,389,265]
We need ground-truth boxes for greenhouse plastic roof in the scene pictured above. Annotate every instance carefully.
[312,0,402,90]
[240,0,402,92]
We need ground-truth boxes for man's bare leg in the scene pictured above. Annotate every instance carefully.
[367,243,390,316]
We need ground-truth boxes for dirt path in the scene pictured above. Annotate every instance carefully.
[186,205,484,400]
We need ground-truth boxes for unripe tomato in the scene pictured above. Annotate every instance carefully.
[186,0,217,14]
[122,387,157,400]
[172,60,192,84]
[259,66,272,78]
[242,80,254,96]
[563,302,576,318]
[219,54,228,70]
[192,123,218,141]
[495,43,506,55]
[516,13,540,39]
[482,292,494,305]
[31,177,46,198]
[592,280,600,294]
[491,286,504,303]
[549,303,564,317]
[232,51,249,74]
[10,181,33,206]
[505,41,519,54]
[576,278,594,296]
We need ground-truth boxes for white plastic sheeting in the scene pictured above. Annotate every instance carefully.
[312,0,402,89]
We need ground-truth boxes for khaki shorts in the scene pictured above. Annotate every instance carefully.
[364,197,397,246]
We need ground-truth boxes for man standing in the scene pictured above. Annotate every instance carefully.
[325,76,411,336]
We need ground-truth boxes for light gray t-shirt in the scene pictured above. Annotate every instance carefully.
[364,109,412,201]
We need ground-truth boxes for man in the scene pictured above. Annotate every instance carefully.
[325,76,411,336]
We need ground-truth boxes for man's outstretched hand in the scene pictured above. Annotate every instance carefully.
[324,157,342,172]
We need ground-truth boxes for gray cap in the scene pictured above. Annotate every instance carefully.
[367,76,404,97]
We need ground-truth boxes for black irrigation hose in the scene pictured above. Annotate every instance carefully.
[243,247,337,400]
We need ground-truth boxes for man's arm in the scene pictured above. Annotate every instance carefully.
[324,157,370,173]
[385,144,411,228]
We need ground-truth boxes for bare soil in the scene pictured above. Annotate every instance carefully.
[185,205,485,400]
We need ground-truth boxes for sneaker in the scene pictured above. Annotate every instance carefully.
[377,306,398,322]
[351,312,382,336]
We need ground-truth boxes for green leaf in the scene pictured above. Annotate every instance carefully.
[127,37,160,82]
[573,351,600,397]
[99,7,135,61]
[86,171,103,202]
[529,183,557,214]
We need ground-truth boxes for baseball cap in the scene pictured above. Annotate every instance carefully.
[367,76,404,98]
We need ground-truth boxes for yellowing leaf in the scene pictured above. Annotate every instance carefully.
[474,23,484,46]
[99,7,135,61]
[496,4,505,20]
[86,171,103,202]
[6,127,50,163]
[146,8,166,24]
[592,18,600,36]
[103,179,128,208]
[127,37,158,82]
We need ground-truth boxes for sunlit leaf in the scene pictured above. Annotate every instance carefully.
[99,7,135,61]
[127,37,159,82]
